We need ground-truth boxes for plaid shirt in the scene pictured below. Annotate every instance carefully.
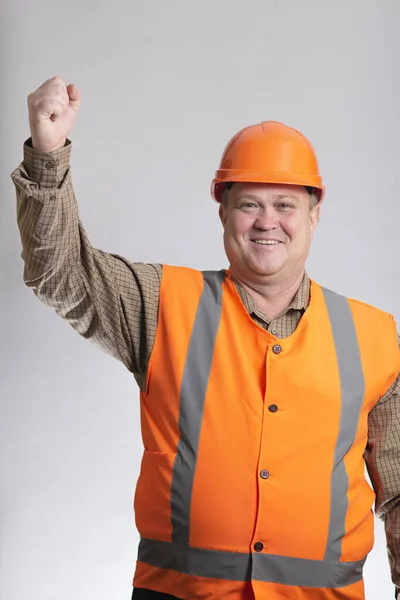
[11,139,400,595]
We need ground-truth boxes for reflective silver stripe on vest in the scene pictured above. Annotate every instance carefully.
[171,270,225,545]
[138,277,367,588]
[138,538,365,587]
[321,287,366,563]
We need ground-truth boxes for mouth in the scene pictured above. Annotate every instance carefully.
[251,239,283,246]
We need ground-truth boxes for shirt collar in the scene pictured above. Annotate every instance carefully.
[232,272,311,319]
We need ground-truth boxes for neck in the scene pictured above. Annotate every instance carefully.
[232,270,306,320]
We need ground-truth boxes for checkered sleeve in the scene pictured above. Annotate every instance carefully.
[364,339,400,589]
[11,139,161,387]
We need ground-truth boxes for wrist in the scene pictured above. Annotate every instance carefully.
[30,136,67,153]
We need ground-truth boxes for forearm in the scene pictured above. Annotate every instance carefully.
[365,378,400,592]
[13,140,76,286]
[383,505,400,593]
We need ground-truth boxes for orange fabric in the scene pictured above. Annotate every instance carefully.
[133,563,366,600]
[135,266,205,541]
[251,579,366,600]
[133,562,255,599]
[133,266,399,599]
[211,121,325,203]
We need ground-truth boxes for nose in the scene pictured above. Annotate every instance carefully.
[254,206,279,230]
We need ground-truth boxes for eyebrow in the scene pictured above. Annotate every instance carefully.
[239,194,261,201]
[239,193,300,201]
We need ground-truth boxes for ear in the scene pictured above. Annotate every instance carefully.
[309,205,320,232]
[219,203,228,229]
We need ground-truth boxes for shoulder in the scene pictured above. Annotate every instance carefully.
[311,279,395,321]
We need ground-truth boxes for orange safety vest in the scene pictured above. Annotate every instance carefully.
[133,266,399,600]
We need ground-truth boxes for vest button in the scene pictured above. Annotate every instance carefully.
[268,404,278,413]
[260,470,270,479]
[272,344,282,354]
[254,542,264,552]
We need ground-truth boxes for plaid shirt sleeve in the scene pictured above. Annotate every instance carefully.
[364,345,400,592]
[11,139,161,390]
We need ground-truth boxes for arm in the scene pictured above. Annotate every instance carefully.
[11,75,161,390]
[364,363,400,598]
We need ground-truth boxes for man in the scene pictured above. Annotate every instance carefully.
[11,76,400,600]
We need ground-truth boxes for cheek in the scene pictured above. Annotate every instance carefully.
[281,216,298,238]
[283,220,312,248]
[226,215,251,238]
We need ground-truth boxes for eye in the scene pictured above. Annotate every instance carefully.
[277,202,294,210]
[239,202,258,209]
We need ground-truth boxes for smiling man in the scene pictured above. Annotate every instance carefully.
[11,78,400,600]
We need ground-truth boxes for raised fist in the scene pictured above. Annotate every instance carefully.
[27,76,81,152]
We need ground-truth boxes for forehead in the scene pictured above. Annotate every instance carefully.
[232,182,308,200]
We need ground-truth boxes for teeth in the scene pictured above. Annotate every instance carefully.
[254,240,280,245]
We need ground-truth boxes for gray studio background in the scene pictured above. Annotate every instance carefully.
[1,1,400,599]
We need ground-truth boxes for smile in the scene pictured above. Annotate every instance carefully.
[252,240,282,245]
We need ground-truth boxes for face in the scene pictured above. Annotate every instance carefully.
[219,182,320,285]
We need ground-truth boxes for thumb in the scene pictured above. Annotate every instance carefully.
[67,83,81,111]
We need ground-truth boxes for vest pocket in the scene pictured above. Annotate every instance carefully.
[134,450,177,541]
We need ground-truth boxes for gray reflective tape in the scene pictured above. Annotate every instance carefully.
[253,552,366,587]
[171,270,225,545]
[138,538,251,581]
[138,538,365,587]
[321,288,365,562]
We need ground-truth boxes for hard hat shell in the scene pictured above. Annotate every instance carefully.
[211,121,325,203]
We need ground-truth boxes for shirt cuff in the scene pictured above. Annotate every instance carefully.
[23,138,72,187]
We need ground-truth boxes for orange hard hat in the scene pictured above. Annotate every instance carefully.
[211,121,325,203]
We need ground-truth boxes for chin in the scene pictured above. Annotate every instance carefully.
[238,262,282,280]
[251,261,283,277]
[227,252,283,280]
[254,269,281,279]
